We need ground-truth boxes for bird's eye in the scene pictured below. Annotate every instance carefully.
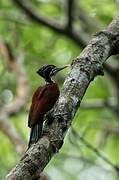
[49,69,54,76]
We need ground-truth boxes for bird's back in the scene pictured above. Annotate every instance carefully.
[28,83,60,127]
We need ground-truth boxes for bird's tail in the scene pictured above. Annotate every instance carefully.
[28,122,43,148]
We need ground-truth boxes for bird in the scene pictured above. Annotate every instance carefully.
[28,64,68,147]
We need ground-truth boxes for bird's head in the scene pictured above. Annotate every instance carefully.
[37,64,69,83]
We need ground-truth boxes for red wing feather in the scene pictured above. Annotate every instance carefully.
[28,83,59,128]
[28,86,47,127]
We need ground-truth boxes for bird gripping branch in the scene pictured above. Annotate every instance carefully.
[28,64,68,147]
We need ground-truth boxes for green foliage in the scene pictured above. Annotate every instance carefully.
[80,0,118,24]
[0,0,119,179]
[0,132,18,179]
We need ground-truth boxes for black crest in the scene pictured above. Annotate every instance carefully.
[37,64,68,83]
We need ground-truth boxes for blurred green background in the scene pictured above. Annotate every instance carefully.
[0,0,119,180]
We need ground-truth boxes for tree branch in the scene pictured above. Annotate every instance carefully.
[0,42,29,116]
[66,0,75,30]
[0,115,25,154]
[12,0,87,48]
[0,41,28,154]
[12,0,64,32]
[70,128,119,172]
[6,15,119,179]
[76,4,119,115]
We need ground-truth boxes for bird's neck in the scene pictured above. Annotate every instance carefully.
[45,76,54,84]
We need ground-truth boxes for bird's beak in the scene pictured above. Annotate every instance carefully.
[50,64,70,76]
[57,64,70,71]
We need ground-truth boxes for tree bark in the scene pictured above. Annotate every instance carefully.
[6,15,119,180]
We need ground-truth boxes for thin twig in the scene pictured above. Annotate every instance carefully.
[71,128,119,173]
[12,0,87,47]
[66,0,75,30]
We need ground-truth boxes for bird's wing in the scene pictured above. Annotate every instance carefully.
[28,83,59,128]
[28,86,47,127]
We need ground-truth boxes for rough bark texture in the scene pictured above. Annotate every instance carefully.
[6,15,119,180]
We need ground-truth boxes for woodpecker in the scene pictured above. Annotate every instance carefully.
[28,64,68,147]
